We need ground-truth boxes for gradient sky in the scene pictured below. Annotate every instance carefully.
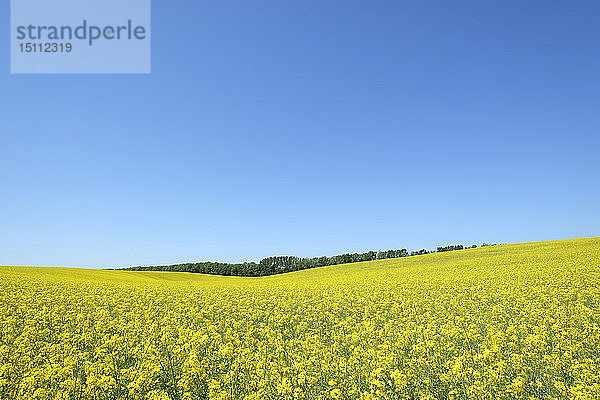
[1,1,599,268]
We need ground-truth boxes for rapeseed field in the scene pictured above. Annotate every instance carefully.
[1,238,599,399]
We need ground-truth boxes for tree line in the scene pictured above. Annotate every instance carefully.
[122,243,497,277]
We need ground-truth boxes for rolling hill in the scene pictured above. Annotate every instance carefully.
[1,237,599,399]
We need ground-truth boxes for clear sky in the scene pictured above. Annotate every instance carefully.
[1,1,599,268]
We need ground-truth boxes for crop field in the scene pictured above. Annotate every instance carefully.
[1,238,599,400]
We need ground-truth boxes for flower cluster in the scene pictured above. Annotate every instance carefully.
[0,238,599,399]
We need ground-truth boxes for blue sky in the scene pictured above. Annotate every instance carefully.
[1,1,599,268]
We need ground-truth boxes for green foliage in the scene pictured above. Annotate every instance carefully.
[124,244,491,277]
[436,244,464,252]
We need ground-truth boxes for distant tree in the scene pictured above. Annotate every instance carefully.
[123,244,477,277]
[437,245,464,252]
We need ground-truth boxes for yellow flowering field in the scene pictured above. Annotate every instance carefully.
[1,238,599,400]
